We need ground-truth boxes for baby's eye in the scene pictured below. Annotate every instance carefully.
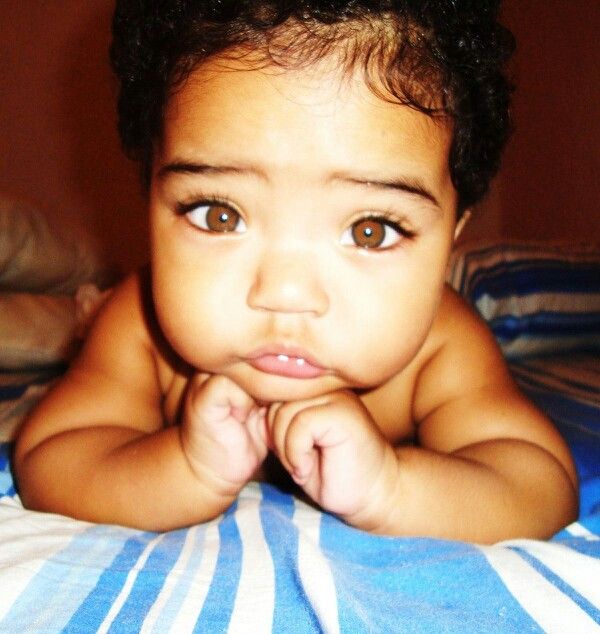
[184,202,247,233]
[341,217,406,249]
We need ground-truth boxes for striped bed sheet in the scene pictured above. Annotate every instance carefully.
[0,364,599,630]
[0,242,599,632]
[1,453,600,633]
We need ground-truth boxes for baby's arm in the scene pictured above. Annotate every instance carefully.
[376,292,577,541]
[268,289,578,542]
[392,290,579,542]
[14,273,267,530]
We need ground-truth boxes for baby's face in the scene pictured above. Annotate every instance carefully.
[149,55,458,402]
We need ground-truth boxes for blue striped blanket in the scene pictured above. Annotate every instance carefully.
[1,447,600,632]
[0,376,599,631]
[1,242,599,632]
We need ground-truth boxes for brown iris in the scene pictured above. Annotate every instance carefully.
[205,205,241,232]
[351,218,386,249]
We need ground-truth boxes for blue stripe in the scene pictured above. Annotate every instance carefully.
[458,255,568,294]
[62,531,157,632]
[148,525,207,633]
[259,483,322,633]
[466,262,600,301]
[0,384,28,400]
[577,508,600,535]
[106,529,187,632]
[489,311,600,342]
[511,547,600,623]
[319,514,542,633]
[0,442,11,472]
[0,443,15,496]
[456,247,554,295]
[1,525,138,632]
[193,502,241,632]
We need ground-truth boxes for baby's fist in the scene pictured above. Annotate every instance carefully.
[181,375,268,493]
[267,390,397,522]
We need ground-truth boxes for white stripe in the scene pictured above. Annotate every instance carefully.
[480,545,600,633]
[97,532,166,634]
[479,291,600,318]
[227,494,275,633]
[293,501,340,634]
[506,539,600,608]
[566,522,600,541]
[140,525,199,633]
[0,501,90,621]
[168,521,220,632]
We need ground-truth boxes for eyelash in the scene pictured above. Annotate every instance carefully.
[175,197,416,248]
[354,211,415,238]
[175,196,236,217]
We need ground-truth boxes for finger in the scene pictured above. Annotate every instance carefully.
[245,406,269,460]
[283,408,325,483]
[267,400,311,467]
[188,374,255,424]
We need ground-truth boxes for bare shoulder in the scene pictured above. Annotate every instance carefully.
[413,284,511,419]
[412,285,577,485]
[16,269,171,454]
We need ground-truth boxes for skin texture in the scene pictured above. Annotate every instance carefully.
[15,57,578,542]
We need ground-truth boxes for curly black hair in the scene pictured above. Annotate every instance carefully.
[110,0,515,214]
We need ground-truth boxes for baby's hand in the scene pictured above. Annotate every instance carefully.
[181,375,269,495]
[267,391,398,528]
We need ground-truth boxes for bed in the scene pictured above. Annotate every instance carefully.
[1,240,599,632]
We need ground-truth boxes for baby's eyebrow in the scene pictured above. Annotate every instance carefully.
[157,159,441,210]
[329,171,441,210]
[157,159,262,180]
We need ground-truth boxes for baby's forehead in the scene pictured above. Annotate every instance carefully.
[168,45,447,126]
[157,56,456,215]
[165,54,450,143]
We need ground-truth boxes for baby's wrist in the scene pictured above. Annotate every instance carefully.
[177,427,247,502]
[340,444,402,534]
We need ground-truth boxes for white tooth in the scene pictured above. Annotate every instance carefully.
[277,354,289,362]
[296,358,305,366]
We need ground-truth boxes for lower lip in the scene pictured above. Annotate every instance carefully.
[248,354,326,379]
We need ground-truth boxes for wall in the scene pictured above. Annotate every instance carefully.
[0,2,598,274]
[459,1,600,246]
[0,1,147,273]
[497,0,600,243]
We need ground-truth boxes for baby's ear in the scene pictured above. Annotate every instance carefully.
[453,209,472,242]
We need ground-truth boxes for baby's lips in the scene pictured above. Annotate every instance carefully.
[246,346,326,379]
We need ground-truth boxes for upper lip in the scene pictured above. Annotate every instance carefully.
[246,345,326,370]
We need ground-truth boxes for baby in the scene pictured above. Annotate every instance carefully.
[15,0,577,543]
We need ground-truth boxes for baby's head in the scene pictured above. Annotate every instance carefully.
[111,1,514,216]
[109,1,515,402]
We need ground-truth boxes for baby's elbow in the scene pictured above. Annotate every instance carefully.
[532,454,579,539]
[559,468,579,527]
[12,445,38,511]
[13,434,55,513]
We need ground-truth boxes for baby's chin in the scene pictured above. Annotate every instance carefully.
[236,373,353,405]
[197,360,380,404]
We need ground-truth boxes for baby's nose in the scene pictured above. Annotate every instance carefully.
[246,248,329,316]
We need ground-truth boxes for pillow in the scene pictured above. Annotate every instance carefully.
[0,194,111,369]
[447,242,600,359]
[0,293,78,369]
[0,194,108,294]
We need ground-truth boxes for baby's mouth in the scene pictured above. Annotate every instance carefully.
[246,348,326,379]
